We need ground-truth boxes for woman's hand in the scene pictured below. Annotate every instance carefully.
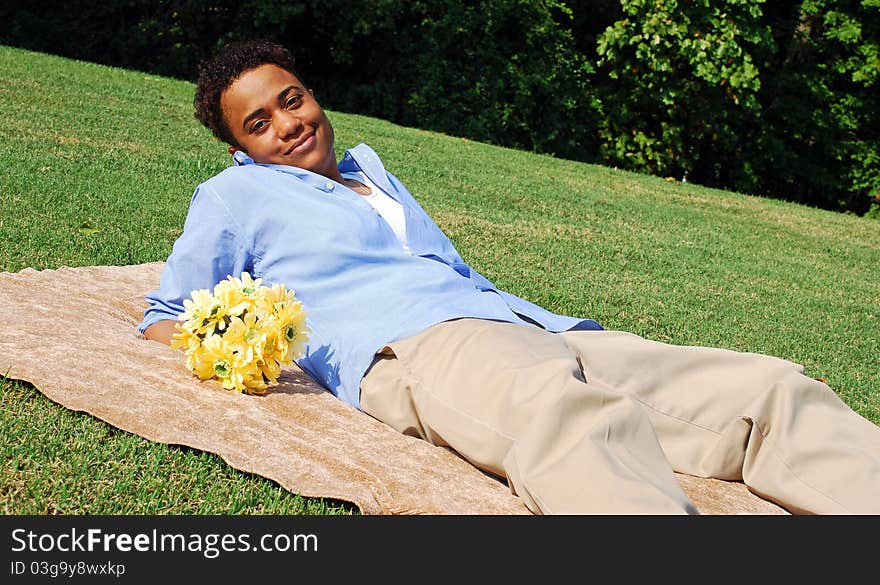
[143,320,181,346]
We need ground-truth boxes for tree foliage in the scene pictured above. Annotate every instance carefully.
[1,0,877,214]
[759,0,880,212]
[305,0,600,158]
[595,0,772,188]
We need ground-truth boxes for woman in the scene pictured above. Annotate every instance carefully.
[142,40,880,514]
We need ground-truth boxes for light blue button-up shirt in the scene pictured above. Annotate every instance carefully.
[139,144,602,408]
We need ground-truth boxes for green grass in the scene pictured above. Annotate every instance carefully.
[1,45,878,515]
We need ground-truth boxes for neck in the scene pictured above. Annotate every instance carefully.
[323,167,344,183]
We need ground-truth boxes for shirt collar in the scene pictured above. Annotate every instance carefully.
[231,150,254,166]
[338,143,396,195]
[230,142,397,197]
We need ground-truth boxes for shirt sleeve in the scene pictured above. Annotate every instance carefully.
[137,184,252,334]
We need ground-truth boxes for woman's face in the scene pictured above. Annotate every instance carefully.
[220,64,338,178]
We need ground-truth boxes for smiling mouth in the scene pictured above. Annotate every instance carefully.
[285,132,316,156]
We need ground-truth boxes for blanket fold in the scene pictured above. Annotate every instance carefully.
[0,263,786,514]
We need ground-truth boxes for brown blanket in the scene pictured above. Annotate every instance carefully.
[0,263,787,514]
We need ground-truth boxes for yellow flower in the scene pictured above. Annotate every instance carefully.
[190,334,250,392]
[255,282,293,315]
[223,310,267,363]
[245,361,272,395]
[257,357,281,384]
[241,360,269,395]
[274,300,309,362]
[257,319,281,363]
[170,322,201,353]
[177,272,308,395]
[214,272,263,317]
[178,288,219,336]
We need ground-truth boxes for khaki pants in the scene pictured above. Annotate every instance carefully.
[360,318,880,514]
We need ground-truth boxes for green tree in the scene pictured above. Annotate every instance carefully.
[595,0,774,188]
[306,0,600,159]
[3,0,876,214]
[758,0,880,212]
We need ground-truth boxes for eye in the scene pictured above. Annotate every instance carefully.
[285,94,302,109]
[251,120,267,133]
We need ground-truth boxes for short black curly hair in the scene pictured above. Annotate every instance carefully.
[194,39,304,148]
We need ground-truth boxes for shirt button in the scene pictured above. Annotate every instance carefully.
[324,181,334,190]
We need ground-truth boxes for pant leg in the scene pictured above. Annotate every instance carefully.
[560,329,880,514]
[359,318,698,514]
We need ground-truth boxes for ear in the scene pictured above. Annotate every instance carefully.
[227,146,237,155]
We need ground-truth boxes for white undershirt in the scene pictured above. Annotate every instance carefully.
[342,171,410,251]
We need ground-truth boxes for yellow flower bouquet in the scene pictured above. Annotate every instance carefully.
[171,273,309,395]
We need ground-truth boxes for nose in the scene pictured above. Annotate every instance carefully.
[275,110,303,139]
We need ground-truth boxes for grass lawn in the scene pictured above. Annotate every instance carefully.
[1,45,878,515]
